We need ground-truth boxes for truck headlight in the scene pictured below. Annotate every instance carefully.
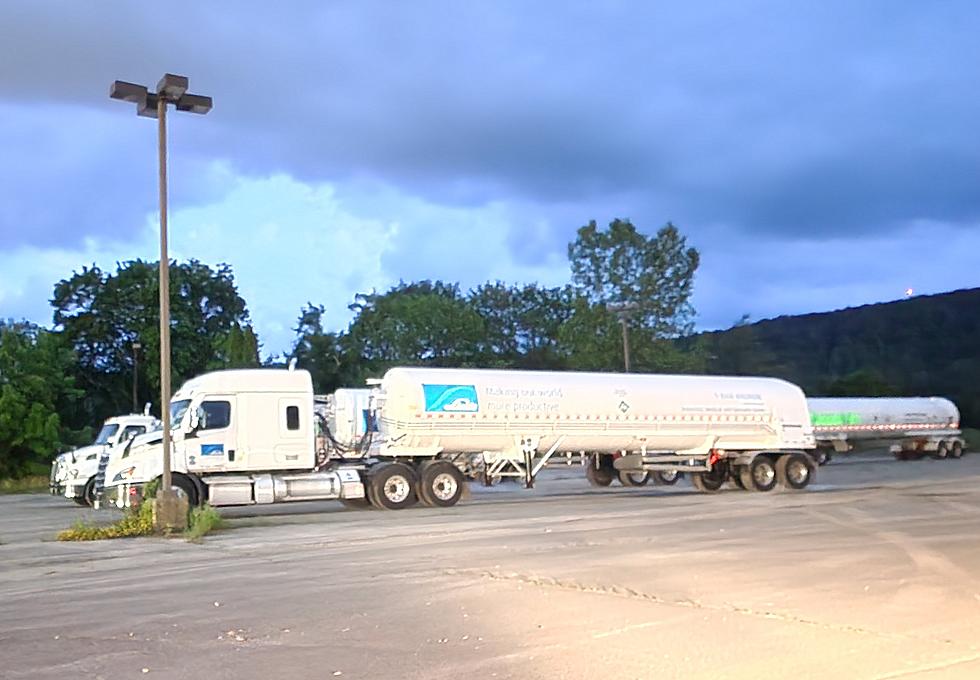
[111,467,137,482]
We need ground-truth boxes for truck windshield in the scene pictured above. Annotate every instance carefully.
[94,424,120,445]
[170,400,192,429]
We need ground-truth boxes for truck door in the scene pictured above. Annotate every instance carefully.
[189,397,237,471]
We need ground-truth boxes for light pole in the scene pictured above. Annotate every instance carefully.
[132,341,141,413]
[110,75,211,522]
[606,302,639,372]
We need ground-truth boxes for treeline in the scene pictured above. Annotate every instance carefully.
[0,220,698,478]
[697,288,980,427]
[4,215,974,479]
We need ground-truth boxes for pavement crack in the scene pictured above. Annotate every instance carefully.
[444,567,974,650]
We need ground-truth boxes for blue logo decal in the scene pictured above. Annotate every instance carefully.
[201,444,224,456]
[423,384,479,413]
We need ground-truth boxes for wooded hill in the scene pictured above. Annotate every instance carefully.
[697,288,980,426]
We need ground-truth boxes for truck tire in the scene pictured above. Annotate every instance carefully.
[691,464,726,493]
[617,471,650,487]
[931,442,949,460]
[73,477,96,506]
[368,462,418,510]
[585,454,614,487]
[418,460,465,507]
[169,474,201,507]
[776,453,814,490]
[652,470,681,486]
[950,442,964,459]
[739,455,777,492]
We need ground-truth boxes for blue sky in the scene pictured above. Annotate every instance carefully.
[1,1,978,355]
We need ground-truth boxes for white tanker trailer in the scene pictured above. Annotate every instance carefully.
[808,397,966,463]
[102,366,819,512]
[375,367,817,495]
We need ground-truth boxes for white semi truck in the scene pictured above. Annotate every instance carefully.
[102,366,818,511]
[808,397,965,463]
[49,412,160,505]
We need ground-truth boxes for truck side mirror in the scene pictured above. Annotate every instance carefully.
[189,407,201,432]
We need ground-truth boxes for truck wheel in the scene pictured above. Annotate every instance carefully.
[368,463,418,510]
[950,442,964,459]
[652,470,681,486]
[739,456,777,492]
[418,461,465,507]
[168,474,201,507]
[776,453,814,490]
[691,464,726,493]
[72,477,96,506]
[585,454,614,487]
[931,442,949,460]
[617,471,650,487]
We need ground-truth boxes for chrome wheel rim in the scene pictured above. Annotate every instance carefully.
[753,462,775,487]
[431,473,458,501]
[787,460,809,485]
[659,470,678,483]
[384,475,411,504]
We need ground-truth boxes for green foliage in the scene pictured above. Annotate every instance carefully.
[0,321,85,478]
[346,281,486,371]
[185,504,225,541]
[0,476,49,494]
[825,369,899,397]
[468,282,574,368]
[568,219,700,338]
[51,259,254,427]
[700,289,980,426]
[57,498,155,541]
[288,304,359,394]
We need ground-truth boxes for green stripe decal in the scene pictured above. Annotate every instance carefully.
[811,411,863,426]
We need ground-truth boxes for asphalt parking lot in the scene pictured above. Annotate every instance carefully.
[3,453,980,680]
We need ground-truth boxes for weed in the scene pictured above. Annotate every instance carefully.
[57,499,155,541]
[184,504,225,541]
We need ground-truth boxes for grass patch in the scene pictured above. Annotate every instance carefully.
[57,499,154,541]
[184,504,225,541]
[56,493,225,542]
[0,476,49,494]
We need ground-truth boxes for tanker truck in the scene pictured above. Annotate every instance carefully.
[808,397,965,464]
[51,411,160,505]
[102,366,818,511]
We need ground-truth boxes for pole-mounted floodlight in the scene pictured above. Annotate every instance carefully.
[110,75,211,517]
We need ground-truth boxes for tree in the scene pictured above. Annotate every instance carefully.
[558,297,706,373]
[51,259,254,427]
[568,219,699,338]
[211,323,261,370]
[467,282,575,368]
[346,281,486,371]
[0,321,85,478]
[288,304,358,394]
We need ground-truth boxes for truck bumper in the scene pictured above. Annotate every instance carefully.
[101,483,143,510]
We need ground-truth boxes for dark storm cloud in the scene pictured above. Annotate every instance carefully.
[1,0,978,252]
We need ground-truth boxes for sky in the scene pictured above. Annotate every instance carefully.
[1,1,978,356]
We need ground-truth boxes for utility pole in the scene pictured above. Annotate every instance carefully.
[132,341,141,412]
[606,302,640,372]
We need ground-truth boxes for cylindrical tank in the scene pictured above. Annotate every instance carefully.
[808,397,960,440]
[377,367,814,455]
